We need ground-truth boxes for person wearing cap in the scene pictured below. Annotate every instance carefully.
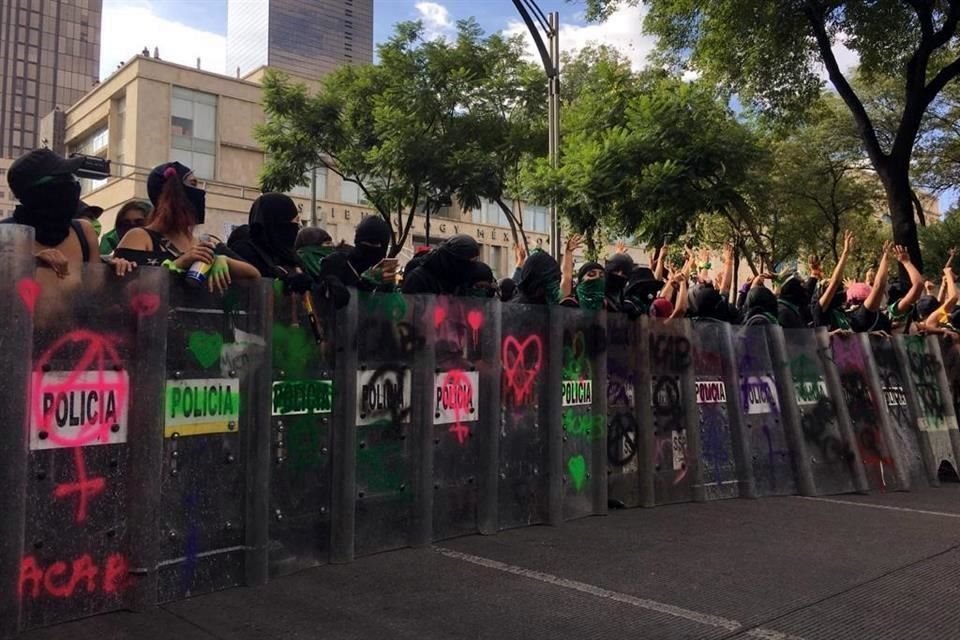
[3,148,135,278]
[318,215,396,292]
[99,200,152,255]
[115,161,259,293]
[75,201,104,237]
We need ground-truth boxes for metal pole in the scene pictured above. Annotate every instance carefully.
[310,166,318,227]
[548,12,561,260]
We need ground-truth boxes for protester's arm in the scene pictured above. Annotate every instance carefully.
[864,241,892,312]
[653,243,668,281]
[895,245,925,313]
[818,230,854,310]
[560,234,582,299]
[668,252,694,321]
[924,267,957,331]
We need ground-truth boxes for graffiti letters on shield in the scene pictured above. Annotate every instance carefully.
[794,379,829,406]
[31,370,130,450]
[357,368,412,425]
[741,375,779,414]
[272,379,333,416]
[561,379,593,407]
[434,371,478,425]
[165,378,240,437]
[696,381,726,404]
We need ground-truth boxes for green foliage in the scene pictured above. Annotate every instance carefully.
[256,19,545,253]
[920,210,960,279]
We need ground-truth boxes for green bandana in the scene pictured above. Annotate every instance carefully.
[546,281,561,305]
[90,219,102,237]
[576,278,606,311]
[297,245,334,278]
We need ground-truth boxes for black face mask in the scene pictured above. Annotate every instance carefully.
[606,272,627,296]
[185,185,206,225]
[351,243,387,273]
[15,180,82,247]
[272,222,300,252]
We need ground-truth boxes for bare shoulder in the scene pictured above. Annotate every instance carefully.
[116,227,152,250]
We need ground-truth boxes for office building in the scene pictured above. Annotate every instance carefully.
[56,55,551,276]
[227,0,373,81]
[0,0,102,158]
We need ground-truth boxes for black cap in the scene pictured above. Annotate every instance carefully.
[7,148,84,199]
[76,200,104,219]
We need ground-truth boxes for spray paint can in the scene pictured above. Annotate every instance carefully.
[184,234,214,288]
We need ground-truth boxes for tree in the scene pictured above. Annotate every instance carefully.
[256,20,544,255]
[580,0,960,273]
[920,208,960,278]
[523,48,762,255]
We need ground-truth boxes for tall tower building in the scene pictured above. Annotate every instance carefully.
[0,0,103,158]
[226,0,372,81]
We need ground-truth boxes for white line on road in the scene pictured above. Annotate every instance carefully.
[435,546,804,640]
[796,496,960,518]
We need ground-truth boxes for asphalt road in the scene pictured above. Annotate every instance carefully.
[21,486,960,640]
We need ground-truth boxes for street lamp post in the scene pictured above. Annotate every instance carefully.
[512,0,561,259]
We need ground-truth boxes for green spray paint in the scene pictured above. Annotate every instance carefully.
[188,331,224,369]
[562,410,605,440]
[567,455,587,492]
[272,324,317,379]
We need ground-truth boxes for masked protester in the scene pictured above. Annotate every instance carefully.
[75,201,104,237]
[566,261,606,310]
[116,161,259,293]
[294,226,335,279]
[777,275,811,328]
[319,215,395,291]
[499,277,517,302]
[743,286,780,326]
[402,234,481,295]
[100,200,151,255]
[458,261,498,298]
[513,250,561,305]
[621,266,663,317]
[229,193,302,279]
[604,253,634,311]
[691,283,738,323]
[3,148,134,278]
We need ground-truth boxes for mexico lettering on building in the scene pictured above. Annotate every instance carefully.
[272,380,333,416]
[165,378,240,437]
[31,371,130,450]
[561,379,593,407]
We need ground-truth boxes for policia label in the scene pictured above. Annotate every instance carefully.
[165,378,240,437]
[272,380,333,416]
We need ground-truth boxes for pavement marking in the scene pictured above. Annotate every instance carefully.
[797,496,960,518]
[435,546,804,640]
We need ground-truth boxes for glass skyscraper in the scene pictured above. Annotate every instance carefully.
[226,0,373,81]
[0,0,102,158]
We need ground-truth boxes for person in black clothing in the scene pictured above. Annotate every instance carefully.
[691,283,738,323]
[604,252,634,311]
[401,234,480,295]
[811,230,854,332]
[621,265,664,317]
[318,215,395,291]
[777,275,810,328]
[294,226,335,279]
[460,260,499,297]
[228,193,308,286]
[5,148,135,278]
[743,279,780,326]
[499,277,517,302]
[513,250,561,305]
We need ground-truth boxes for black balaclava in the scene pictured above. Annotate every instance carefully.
[693,284,726,321]
[517,251,561,304]
[917,294,940,321]
[14,177,82,247]
[499,277,517,302]
[605,253,634,298]
[249,193,300,265]
[576,261,606,310]
[779,276,808,308]
[426,234,481,291]
[147,161,206,225]
[746,286,779,321]
[459,260,497,298]
[350,216,391,273]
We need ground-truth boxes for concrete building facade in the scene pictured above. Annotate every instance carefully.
[0,0,102,158]
[58,56,550,277]
[226,0,373,81]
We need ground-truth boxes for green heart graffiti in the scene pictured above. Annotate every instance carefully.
[567,455,587,492]
[188,331,224,369]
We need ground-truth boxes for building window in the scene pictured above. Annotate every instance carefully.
[489,245,504,278]
[288,167,327,200]
[68,124,109,194]
[170,86,217,180]
[340,179,368,205]
[471,199,509,227]
[114,95,126,172]
[523,203,549,233]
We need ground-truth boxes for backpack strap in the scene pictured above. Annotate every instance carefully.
[70,220,90,262]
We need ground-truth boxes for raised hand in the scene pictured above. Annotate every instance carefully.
[566,233,584,254]
[893,245,911,264]
[514,243,528,268]
[614,239,627,254]
[842,230,855,256]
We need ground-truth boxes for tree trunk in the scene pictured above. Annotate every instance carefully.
[880,160,924,276]
[496,197,530,252]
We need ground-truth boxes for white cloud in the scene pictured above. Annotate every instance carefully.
[504,4,656,72]
[416,1,455,41]
[99,0,226,81]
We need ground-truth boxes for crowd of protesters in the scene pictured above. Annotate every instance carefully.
[6,147,958,337]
